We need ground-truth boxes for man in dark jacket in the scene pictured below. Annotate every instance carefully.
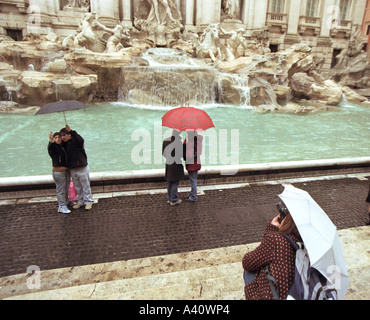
[162,129,184,205]
[60,125,93,211]
[48,131,71,214]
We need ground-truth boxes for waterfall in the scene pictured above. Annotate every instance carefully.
[119,66,218,106]
[12,49,22,70]
[231,74,250,107]
[118,48,255,108]
[118,48,219,107]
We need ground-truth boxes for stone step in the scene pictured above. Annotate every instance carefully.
[2,243,255,300]
[2,226,369,300]
[4,262,245,300]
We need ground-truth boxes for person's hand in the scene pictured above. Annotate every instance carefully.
[271,215,281,228]
[48,131,54,142]
[65,125,71,132]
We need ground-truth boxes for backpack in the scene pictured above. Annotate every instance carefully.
[266,235,338,300]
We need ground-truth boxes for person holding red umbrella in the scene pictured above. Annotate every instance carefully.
[161,106,214,205]
[183,130,203,202]
[162,129,184,205]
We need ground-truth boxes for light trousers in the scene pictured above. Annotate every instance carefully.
[187,171,198,201]
[52,170,70,210]
[70,165,93,205]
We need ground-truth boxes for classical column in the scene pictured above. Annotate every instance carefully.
[320,0,336,37]
[241,0,255,28]
[120,0,132,26]
[286,0,301,34]
[27,0,54,35]
[196,0,221,26]
[184,0,195,31]
[352,0,367,25]
[91,0,119,26]
[252,0,268,28]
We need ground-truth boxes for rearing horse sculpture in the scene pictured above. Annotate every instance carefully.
[195,24,224,62]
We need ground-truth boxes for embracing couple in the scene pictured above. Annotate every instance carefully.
[162,129,203,206]
[48,125,93,214]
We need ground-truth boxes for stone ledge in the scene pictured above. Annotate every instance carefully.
[0,157,369,200]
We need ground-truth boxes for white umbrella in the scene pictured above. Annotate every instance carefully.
[278,184,349,300]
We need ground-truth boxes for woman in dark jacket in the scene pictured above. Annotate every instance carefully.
[183,131,203,202]
[48,131,70,214]
[162,129,184,205]
[242,211,301,300]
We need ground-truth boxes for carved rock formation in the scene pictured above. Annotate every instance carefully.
[0,16,368,112]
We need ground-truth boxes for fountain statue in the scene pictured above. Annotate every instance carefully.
[0,2,368,112]
[221,0,241,21]
[219,27,248,61]
[329,25,370,97]
[134,0,184,47]
[63,0,90,12]
[195,24,225,62]
[62,12,131,53]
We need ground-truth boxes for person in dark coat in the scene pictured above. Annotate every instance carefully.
[242,211,301,300]
[60,125,93,211]
[183,130,203,202]
[162,129,184,205]
[48,131,70,214]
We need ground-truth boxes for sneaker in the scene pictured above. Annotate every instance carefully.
[58,207,71,214]
[85,203,93,211]
[72,204,84,210]
[184,197,197,202]
[169,199,182,206]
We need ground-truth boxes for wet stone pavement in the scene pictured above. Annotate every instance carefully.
[0,177,369,278]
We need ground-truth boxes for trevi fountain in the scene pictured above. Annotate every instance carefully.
[0,0,369,177]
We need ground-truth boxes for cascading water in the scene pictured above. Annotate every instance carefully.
[118,48,220,107]
[230,74,250,107]
[119,66,219,106]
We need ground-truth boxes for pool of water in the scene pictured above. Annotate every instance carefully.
[0,102,369,177]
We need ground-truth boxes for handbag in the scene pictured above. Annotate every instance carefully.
[68,181,77,202]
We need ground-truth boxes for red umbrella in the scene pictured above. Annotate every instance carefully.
[162,106,215,131]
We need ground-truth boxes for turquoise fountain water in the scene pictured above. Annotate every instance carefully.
[0,101,369,177]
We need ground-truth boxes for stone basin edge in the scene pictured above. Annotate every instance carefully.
[1,157,369,188]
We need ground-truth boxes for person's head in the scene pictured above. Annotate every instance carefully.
[279,213,301,240]
[171,129,181,140]
[53,132,62,145]
[186,129,196,138]
[59,128,71,142]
